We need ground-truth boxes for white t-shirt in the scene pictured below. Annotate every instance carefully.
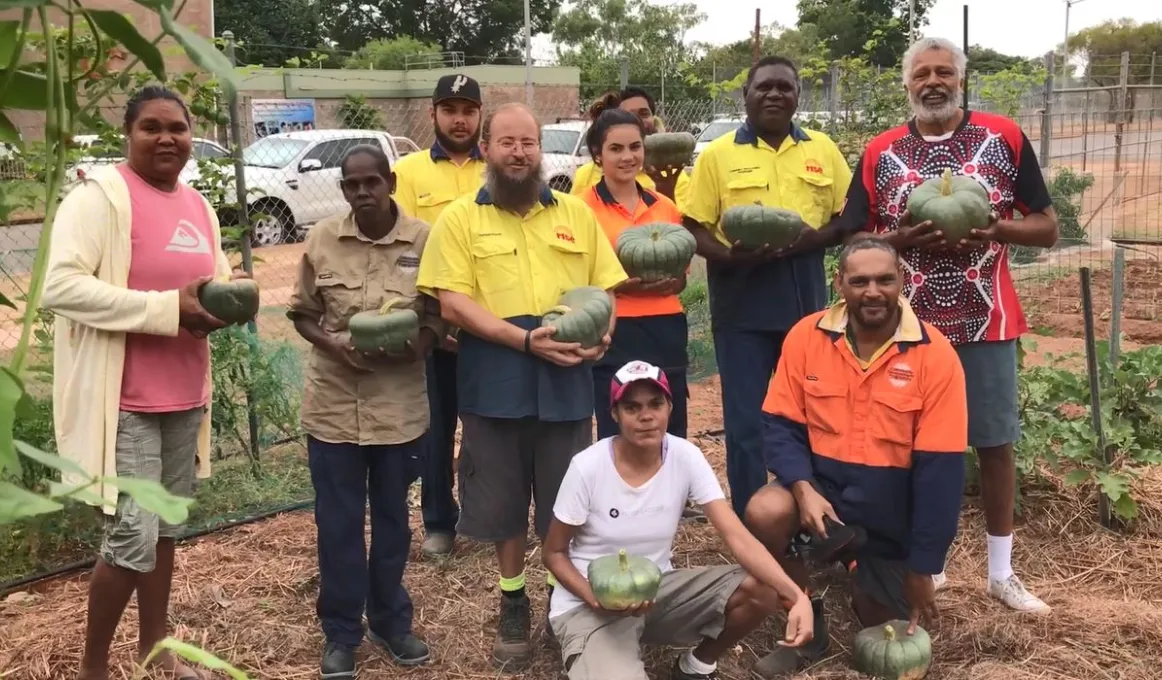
[548,434,726,619]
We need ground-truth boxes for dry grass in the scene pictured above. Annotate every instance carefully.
[2,378,1162,680]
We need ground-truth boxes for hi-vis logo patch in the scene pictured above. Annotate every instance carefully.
[887,361,915,388]
[554,226,575,244]
[804,159,824,174]
[451,75,468,93]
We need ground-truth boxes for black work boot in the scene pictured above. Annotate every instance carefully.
[319,641,356,679]
[492,592,533,669]
[751,595,830,678]
[367,628,431,667]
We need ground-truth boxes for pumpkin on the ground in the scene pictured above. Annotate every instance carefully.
[721,203,805,250]
[347,297,419,354]
[644,132,697,170]
[540,286,612,349]
[198,277,260,325]
[905,168,991,245]
[852,619,932,680]
[615,222,697,283]
[587,548,662,610]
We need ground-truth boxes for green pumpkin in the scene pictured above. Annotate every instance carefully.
[615,222,697,283]
[852,620,932,680]
[587,548,662,611]
[905,168,991,245]
[540,286,612,349]
[347,297,419,354]
[721,203,805,250]
[644,131,697,170]
[198,277,260,325]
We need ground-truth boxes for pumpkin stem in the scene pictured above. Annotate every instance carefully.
[377,297,404,315]
[545,304,573,316]
[883,624,897,641]
[939,167,953,196]
[617,548,629,570]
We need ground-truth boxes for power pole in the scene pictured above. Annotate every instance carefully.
[523,0,533,106]
[753,9,761,65]
[1062,0,1088,83]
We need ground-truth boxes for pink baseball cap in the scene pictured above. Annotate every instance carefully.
[610,360,672,404]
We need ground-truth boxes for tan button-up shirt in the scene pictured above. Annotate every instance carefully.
[289,205,443,446]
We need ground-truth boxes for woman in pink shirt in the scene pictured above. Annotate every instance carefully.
[43,85,246,680]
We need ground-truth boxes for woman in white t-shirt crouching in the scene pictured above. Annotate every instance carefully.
[542,360,814,680]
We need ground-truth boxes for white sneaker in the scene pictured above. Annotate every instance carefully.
[988,574,1050,613]
[932,571,948,591]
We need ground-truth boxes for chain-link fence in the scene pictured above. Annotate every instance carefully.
[3,49,1161,588]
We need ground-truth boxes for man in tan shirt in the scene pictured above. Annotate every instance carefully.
[289,144,444,679]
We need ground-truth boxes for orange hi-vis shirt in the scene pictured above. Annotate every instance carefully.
[583,179,685,319]
[761,299,968,574]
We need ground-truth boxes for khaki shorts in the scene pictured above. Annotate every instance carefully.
[550,564,748,680]
[100,408,202,573]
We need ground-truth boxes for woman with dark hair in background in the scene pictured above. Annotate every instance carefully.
[580,108,691,442]
[42,85,245,680]
[571,88,691,207]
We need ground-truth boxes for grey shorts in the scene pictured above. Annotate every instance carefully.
[850,555,910,621]
[456,414,592,542]
[550,565,747,680]
[101,408,203,573]
[955,339,1021,449]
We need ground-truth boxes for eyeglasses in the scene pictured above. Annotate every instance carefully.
[492,138,540,152]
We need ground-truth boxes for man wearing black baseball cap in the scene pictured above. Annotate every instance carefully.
[395,73,487,560]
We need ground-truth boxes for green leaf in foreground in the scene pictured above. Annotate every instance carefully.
[0,480,63,524]
[0,290,14,309]
[158,7,237,97]
[102,476,194,525]
[143,637,250,680]
[0,0,50,9]
[49,481,114,507]
[0,367,24,476]
[87,10,167,82]
[0,111,19,146]
[1062,469,1091,486]
[0,69,49,110]
[16,440,90,479]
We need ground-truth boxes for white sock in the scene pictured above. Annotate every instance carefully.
[679,650,717,675]
[987,533,1014,582]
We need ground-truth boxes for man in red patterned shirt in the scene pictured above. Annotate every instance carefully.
[836,37,1059,613]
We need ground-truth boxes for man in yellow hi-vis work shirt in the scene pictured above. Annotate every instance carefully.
[416,102,628,671]
[393,73,487,559]
[681,54,853,581]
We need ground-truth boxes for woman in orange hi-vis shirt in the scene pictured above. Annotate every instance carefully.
[581,108,691,440]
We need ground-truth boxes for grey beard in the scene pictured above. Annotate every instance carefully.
[910,88,964,126]
[485,163,545,210]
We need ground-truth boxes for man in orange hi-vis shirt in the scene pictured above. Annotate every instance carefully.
[742,239,968,679]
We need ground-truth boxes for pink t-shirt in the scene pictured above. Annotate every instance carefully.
[118,165,217,412]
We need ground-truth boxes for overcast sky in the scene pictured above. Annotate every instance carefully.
[534,0,1162,59]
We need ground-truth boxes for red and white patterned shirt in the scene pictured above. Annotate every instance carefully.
[836,111,1053,345]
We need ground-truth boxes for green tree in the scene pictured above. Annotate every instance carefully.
[216,0,327,67]
[322,0,561,61]
[967,45,1038,74]
[1070,19,1162,85]
[797,0,936,66]
[343,36,443,70]
[551,0,706,99]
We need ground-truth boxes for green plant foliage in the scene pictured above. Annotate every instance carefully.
[1016,343,1162,522]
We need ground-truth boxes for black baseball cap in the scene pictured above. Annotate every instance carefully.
[433,74,482,106]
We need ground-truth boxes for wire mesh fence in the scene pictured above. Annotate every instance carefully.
[3,51,1162,587]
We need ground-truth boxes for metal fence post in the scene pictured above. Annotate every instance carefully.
[1115,51,1129,172]
[828,62,839,127]
[1040,52,1054,168]
[222,29,263,467]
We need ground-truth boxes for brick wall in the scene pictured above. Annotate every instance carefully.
[237,84,581,148]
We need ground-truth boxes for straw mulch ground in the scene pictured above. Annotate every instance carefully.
[2,377,1161,679]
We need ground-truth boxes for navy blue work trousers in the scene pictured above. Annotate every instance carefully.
[308,435,421,647]
[421,348,460,536]
[713,328,787,518]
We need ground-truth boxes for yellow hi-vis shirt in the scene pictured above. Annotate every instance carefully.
[393,143,487,226]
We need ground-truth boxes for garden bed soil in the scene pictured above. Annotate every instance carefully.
[2,377,1161,679]
[1023,259,1162,344]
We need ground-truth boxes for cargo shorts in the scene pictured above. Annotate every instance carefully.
[550,564,748,680]
[100,408,203,573]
